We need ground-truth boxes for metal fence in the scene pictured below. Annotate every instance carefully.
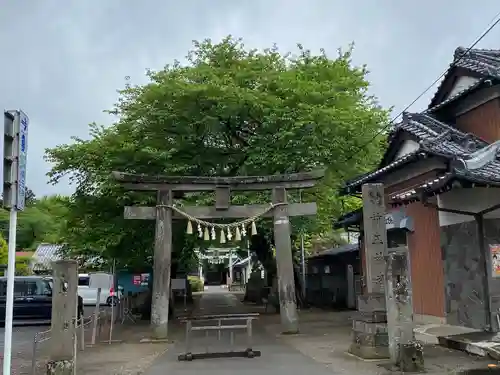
[228,282,246,292]
[178,313,260,361]
[30,310,110,375]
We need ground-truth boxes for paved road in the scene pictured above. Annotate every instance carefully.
[0,305,106,363]
[146,286,336,375]
[0,325,45,352]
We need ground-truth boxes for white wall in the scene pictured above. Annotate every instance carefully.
[437,188,500,226]
[394,140,419,160]
[446,76,480,99]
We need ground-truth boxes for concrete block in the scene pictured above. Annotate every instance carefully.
[348,342,390,359]
[355,310,387,323]
[357,293,386,312]
[352,320,388,334]
[352,330,389,347]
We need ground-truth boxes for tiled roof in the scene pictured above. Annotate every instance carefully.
[343,151,430,193]
[32,243,64,271]
[32,244,106,271]
[401,113,487,156]
[308,243,358,259]
[404,113,500,184]
[429,47,500,109]
[453,47,500,78]
[332,208,362,229]
[342,112,500,196]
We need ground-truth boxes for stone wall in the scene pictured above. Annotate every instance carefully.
[441,218,500,331]
[483,218,500,330]
[441,220,488,329]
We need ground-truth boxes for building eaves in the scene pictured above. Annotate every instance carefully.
[341,151,431,195]
[426,78,487,113]
[390,139,500,205]
[341,112,500,198]
[332,208,362,229]
[308,243,359,259]
[428,46,500,109]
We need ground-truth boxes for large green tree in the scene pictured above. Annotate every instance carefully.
[45,37,388,273]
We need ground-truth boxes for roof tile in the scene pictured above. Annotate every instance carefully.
[429,47,500,109]
[343,113,500,193]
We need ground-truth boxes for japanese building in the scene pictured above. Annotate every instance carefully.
[335,47,500,331]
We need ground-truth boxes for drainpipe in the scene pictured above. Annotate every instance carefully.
[423,201,492,331]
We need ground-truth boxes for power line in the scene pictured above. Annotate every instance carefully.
[345,10,500,162]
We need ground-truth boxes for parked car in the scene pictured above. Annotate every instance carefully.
[77,273,122,306]
[44,277,84,320]
[0,276,53,325]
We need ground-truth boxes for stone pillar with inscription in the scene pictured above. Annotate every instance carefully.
[385,251,424,371]
[47,260,78,375]
[349,183,389,359]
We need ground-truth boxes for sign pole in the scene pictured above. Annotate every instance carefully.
[2,110,28,375]
[109,260,115,344]
[3,208,17,375]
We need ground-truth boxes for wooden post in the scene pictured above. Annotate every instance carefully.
[47,260,78,375]
[229,249,233,289]
[91,288,101,345]
[151,190,173,339]
[272,187,299,334]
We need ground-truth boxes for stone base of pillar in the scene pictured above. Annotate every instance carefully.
[349,340,389,359]
[46,359,74,375]
[349,317,390,359]
[398,342,424,372]
[348,293,390,360]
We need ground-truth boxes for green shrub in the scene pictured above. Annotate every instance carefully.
[188,275,204,292]
[15,257,32,275]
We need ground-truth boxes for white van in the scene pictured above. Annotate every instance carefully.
[77,273,122,306]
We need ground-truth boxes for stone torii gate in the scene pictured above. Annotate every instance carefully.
[112,170,324,338]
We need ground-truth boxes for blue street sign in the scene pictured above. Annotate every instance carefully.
[16,111,28,211]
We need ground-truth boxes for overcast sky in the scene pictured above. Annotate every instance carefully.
[1,1,500,197]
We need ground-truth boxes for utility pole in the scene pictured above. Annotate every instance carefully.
[2,110,29,375]
[299,190,306,299]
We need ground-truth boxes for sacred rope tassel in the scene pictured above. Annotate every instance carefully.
[241,224,247,237]
[227,227,233,241]
[235,226,241,241]
[251,221,257,236]
[198,223,203,238]
[186,220,193,235]
[211,227,216,240]
[204,227,210,241]
[220,228,226,244]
